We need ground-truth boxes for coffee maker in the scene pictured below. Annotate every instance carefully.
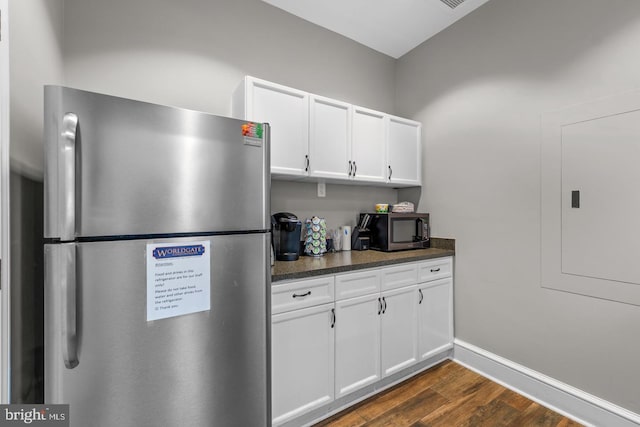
[271,212,302,261]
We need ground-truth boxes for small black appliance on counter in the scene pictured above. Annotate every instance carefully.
[271,212,302,261]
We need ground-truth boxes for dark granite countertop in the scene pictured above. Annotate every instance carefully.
[272,238,455,282]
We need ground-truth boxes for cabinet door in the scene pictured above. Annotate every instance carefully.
[309,95,351,180]
[417,278,453,360]
[272,303,335,426]
[247,78,309,177]
[334,294,381,398]
[387,116,421,186]
[352,106,387,183]
[380,286,418,377]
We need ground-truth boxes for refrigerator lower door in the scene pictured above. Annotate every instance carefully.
[45,233,270,427]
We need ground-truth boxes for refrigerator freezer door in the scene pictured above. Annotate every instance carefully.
[45,233,270,427]
[44,86,270,239]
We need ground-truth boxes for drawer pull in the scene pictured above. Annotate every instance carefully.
[430,268,441,273]
[292,291,311,298]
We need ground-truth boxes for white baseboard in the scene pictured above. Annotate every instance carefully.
[454,339,640,427]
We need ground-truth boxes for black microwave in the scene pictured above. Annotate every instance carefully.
[361,212,430,252]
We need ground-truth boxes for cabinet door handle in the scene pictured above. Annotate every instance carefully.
[292,291,311,298]
[378,297,382,315]
[353,161,357,177]
[430,268,441,273]
[348,160,353,176]
[418,289,424,305]
[388,165,392,180]
[305,155,310,172]
[330,308,336,328]
[382,297,387,314]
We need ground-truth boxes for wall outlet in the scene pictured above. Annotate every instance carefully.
[317,182,326,198]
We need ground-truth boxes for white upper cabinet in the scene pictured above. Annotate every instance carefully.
[233,76,309,177]
[387,116,422,187]
[309,95,351,180]
[351,106,387,183]
[233,76,422,187]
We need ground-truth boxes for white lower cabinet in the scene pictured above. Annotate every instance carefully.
[380,263,418,291]
[272,303,335,426]
[334,268,419,396]
[380,286,418,377]
[417,277,454,360]
[272,257,453,426]
[334,293,381,398]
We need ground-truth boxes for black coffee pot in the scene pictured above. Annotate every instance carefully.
[271,212,302,261]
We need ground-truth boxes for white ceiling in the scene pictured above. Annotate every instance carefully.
[261,0,492,58]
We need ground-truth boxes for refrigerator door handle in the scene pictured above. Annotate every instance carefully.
[61,244,79,369]
[60,112,78,242]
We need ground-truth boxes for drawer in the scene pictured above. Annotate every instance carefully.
[418,257,453,282]
[381,264,418,291]
[272,276,335,314]
[335,269,381,300]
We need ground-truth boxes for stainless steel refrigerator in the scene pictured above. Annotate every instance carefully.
[43,86,271,427]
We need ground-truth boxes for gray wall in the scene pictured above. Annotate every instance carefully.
[396,0,640,412]
[9,0,64,403]
[271,181,396,231]
[9,171,44,403]
[62,0,396,118]
[10,0,64,177]
[61,0,399,228]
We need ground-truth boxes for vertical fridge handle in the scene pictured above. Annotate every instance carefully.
[61,244,79,369]
[60,113,78,241]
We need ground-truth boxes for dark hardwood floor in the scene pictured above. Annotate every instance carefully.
[313,360,583,427]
